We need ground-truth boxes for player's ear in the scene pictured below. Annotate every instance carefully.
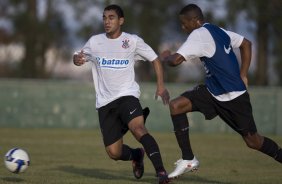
[196,20,201,26]
[119,17,124,26]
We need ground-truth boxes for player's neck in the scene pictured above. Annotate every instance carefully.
[106,31,122,39]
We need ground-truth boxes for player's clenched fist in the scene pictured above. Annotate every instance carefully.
[73,50,86,66]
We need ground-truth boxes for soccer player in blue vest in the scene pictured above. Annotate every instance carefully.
[160,4,282,179]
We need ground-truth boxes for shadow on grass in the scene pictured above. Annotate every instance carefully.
[57,165,155,183]
[1,177,24,183]
[179,175,234,184]
[58,165,232,184]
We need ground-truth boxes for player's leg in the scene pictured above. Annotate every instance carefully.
[128,116,170,183]
[120,96,169,183]
[105,138,123,160]
[218,91,282,163]
[258,136,282,163]
[120,107,150,135]
[236,92,282,163]
[104,137,148,181]
[168,96,199,178]
[98,98,144,165]
[243,133,282,163]
[105,138,144,162]
[168,85,216,178]
[170,96,194,160]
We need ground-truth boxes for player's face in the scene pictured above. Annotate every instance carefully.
[103,10,124,38]
[179,14,198,34]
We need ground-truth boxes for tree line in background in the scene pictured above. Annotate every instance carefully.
[0,0,282,86]
[227,0,282,85]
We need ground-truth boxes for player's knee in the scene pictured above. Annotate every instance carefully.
[245,140,260,150]
[131,126,147,140]
[128,118,147,139]
[106,148,121,160]
[243,133,263,150]
[169,100,179,113]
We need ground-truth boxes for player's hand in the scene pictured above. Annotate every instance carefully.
[155,88,170,105]
[73,50,86,66]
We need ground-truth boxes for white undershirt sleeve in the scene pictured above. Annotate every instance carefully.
[177,28,215,61]
[224,30,244,48]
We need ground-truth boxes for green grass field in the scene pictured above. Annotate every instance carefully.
[0,128,281,184]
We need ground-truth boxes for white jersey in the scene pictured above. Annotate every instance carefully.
[177,24,245,101]
[82,32,157,108]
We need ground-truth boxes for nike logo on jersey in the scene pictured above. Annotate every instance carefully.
[224,45,231,54]
[130,108,137,115]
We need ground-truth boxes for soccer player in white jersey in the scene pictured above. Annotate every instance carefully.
[73,4,171,184]
[160,4,282,179]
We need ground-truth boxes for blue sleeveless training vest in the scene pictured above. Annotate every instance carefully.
[201,24,246,96]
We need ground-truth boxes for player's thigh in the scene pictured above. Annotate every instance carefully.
[180,85,218,119]
[169,96,193,114]
[217,92,257,136]
[98,103,124,147]
[119,97,146,140]
[119,96,144,125]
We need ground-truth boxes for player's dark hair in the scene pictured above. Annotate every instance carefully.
[104,4,124,18]
[179,4,204,21]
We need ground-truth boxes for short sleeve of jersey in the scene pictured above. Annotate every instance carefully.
[176,29,206,61]
[80,36,96,62]
[82,39,90,50]
[81,39,91,54]
[177,26,244,61]
[134,35,158,62]
[224,30,244,48]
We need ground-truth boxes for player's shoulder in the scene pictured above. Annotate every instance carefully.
[196,24,212,35]
[186,26,209,42]
[120,32,145,47]
[190,23,222,41]
[121,32,141,41]
[88,33,106,41]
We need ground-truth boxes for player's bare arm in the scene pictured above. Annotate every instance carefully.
[152,58,170,105]
[239,38,252,87]
[73,50,86,66]
[160,50,186,67]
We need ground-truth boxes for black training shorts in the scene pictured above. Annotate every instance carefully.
[181,85,257,136]
[98,96,143,146]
